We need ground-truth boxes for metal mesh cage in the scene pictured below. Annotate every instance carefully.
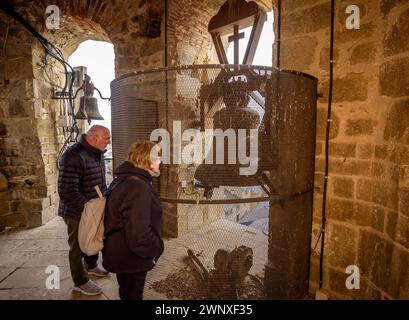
[111,64,316,204]
[110,64,317,299]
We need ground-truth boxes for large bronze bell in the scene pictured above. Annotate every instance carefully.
[194,86,263,187]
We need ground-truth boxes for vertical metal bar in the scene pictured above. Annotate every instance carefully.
[276,0,281,68]
[319,0,335,290]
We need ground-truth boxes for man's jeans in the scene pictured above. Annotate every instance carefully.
[64,218,99,286]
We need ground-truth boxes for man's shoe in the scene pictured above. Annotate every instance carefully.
[73,280,102,296]
[88,265,109,278]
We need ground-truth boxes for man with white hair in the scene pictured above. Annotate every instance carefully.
[58,125,111,295]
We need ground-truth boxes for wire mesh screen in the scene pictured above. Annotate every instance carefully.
[111,64,316,201]
[111,64,317,299]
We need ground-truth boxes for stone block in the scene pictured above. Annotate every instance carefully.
[356,178,388,207]
[328,142,356,158]
[357,230,392,294]
[316,108,339,140]
[384,98,409,142]
[204,204,224,223]
[326,222,358,269]
[0,80,33,100]
[282,2,331,37]
[396,214,409,248]
[398,258,409,298]
[0,202,11,215]
[370,162,386,178]
[380,56,409,97]
[315,157,325,172]
[331,176,355,198]
[335,23,375,43]
[384,8,409,56]
[320,46,339,72]
[399,188,409,217]
[33,80,52,99]
[0,122,7,136]
[7,119,37,138]
[320,73,368,103]
[309,256,320,285]
[283,0,322,13]
[357,144,374,159]
[315,141,323,156]
[327,197,354,222]
[346,118,376,136]
[17,199,45,212]
[375,145,387,160]
[349,42,377,65]
[328,267,382,299]
[390,144,409,165]
[332,73,369,102]
[281,36,317,71]
[314,172,324,193]
[8,99,34,118]
[45,174,57,185]
[162,212,178,238]
[329,158,371,176]
[387,246,409,298]
[388,185,399,212]
[4,59,34,80]
[380,0,407,16]
[0,212,27,230]
[41,206,56,224]
[50,193,59,206]
[25,211,42,227]
[354,202,385,232]
[1,165,28,178]
[313,193,323,222]
[0,99,9,118]
[179,204,203,230]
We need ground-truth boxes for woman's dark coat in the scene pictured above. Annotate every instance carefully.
[102,161,164,273]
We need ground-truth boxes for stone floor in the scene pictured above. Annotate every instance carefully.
[0,216,268,300]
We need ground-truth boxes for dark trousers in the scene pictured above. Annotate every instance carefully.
[116,272,148,300]
[64,218,99,286]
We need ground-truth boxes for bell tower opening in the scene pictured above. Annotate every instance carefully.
[226,9,274,66]
[67,40,115,183]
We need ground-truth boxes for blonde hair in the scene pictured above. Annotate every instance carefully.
[127,141,161,169]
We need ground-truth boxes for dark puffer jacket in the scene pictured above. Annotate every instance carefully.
[57,134,107,220]
[102,161,164,274]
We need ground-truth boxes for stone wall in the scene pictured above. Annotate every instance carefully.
[278,0,409,299]
[0,10,60,228]
[0,0,165,229]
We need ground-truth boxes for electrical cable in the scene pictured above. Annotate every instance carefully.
[319,0,335,290]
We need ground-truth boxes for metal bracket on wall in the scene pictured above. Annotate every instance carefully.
[256,172,314,210]
[257,172,286,208]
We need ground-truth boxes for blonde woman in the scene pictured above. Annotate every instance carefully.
[102,141,164,300]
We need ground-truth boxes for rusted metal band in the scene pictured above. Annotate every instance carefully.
[112,64,317,83]
[159,188,313,205]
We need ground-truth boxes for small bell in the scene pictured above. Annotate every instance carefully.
[82,96,104,120]
[74,74,104,123]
